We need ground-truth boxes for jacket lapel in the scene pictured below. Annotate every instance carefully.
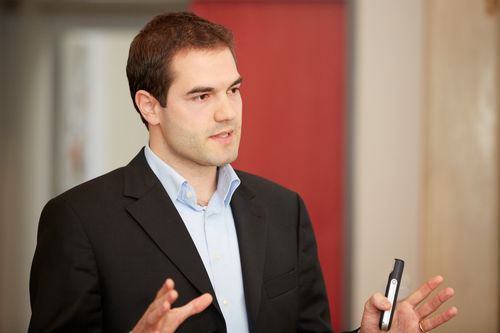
[122,151,222,315]
[231,182,267,332]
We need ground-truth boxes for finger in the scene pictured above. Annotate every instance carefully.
[147,297,170,325]
[164,293,213,332]
[148,279,176,315]
[420,306,458,332]
[147,290,179,325]
[415,287,455,320]
[405,275,443,306]
[146,279,179,313]
[364,292,392,313]
[131,279,177,333]
[156,278,175,299]
[166,288,179,304]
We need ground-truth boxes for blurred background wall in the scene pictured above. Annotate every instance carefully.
[350,0,425,327]
[0,0,498,332]
[423,0,499,331]
[352,2,499,333]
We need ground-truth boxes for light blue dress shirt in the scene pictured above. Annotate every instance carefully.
[144,145,249,333]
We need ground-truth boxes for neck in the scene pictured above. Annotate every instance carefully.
[184,167,218,205]
[148,137,218,205]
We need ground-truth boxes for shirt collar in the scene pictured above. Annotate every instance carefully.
[217,162,241,207]
[144,145,240,211]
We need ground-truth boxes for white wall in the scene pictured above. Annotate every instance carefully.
[0,8,55,332]
[0,10,150,332]
[56,29,147,193]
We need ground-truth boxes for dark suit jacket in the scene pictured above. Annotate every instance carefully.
[29,150,333,333]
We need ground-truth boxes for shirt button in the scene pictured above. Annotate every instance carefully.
[186,191,193,199]
[222,299,229,305]
[214,254,221,261]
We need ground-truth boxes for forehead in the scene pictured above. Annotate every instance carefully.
[169,47,239,89]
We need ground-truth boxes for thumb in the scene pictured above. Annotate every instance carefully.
[365,292,392,314]
[181,293,213,317]
[360,293,393,333]
[166,293,213,332]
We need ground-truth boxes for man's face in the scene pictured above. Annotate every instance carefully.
[156,47,242,171]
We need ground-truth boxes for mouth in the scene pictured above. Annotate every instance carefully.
[209,129,235,143]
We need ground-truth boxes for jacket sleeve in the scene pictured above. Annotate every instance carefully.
[296,194,361,333]
[28,197,103,333]
[296,194,334,333]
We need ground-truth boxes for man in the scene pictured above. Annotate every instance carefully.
[29,12,457,333]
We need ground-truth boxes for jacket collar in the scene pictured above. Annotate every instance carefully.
[231,174,267,332]
[123,149,222,315]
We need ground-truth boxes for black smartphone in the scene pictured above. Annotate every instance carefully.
[379,258,405,331]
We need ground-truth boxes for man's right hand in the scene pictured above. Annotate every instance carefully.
[132,278,213,333]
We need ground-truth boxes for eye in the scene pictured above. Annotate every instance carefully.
[194,93,210,102]
[229,86,241,95]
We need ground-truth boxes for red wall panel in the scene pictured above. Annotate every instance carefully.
[191,1,347,330]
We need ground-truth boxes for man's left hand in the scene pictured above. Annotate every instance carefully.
[359,275,457,333]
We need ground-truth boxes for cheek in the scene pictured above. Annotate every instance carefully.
[162,104,197,129]
[233,95,243,108]
[160,111,189,140]
[167,114,210,141]
[233,101,243,121]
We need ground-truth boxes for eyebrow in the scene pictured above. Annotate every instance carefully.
[185,77,243,96]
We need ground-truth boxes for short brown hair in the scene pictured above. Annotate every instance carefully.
[126,12,235,127]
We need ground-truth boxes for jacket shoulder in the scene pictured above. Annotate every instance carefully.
[51,149,150,204]
[235,169,299,200]
[53,166,126,203]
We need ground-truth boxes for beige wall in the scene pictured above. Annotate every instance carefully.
[350,0,425,327]
[352,1,499,332]
[424,0,499,332]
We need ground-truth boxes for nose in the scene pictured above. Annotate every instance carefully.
[214,95,239,122]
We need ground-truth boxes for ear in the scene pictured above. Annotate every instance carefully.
[135,90,163,126]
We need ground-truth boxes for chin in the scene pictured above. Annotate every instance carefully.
[215,152,238,167]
